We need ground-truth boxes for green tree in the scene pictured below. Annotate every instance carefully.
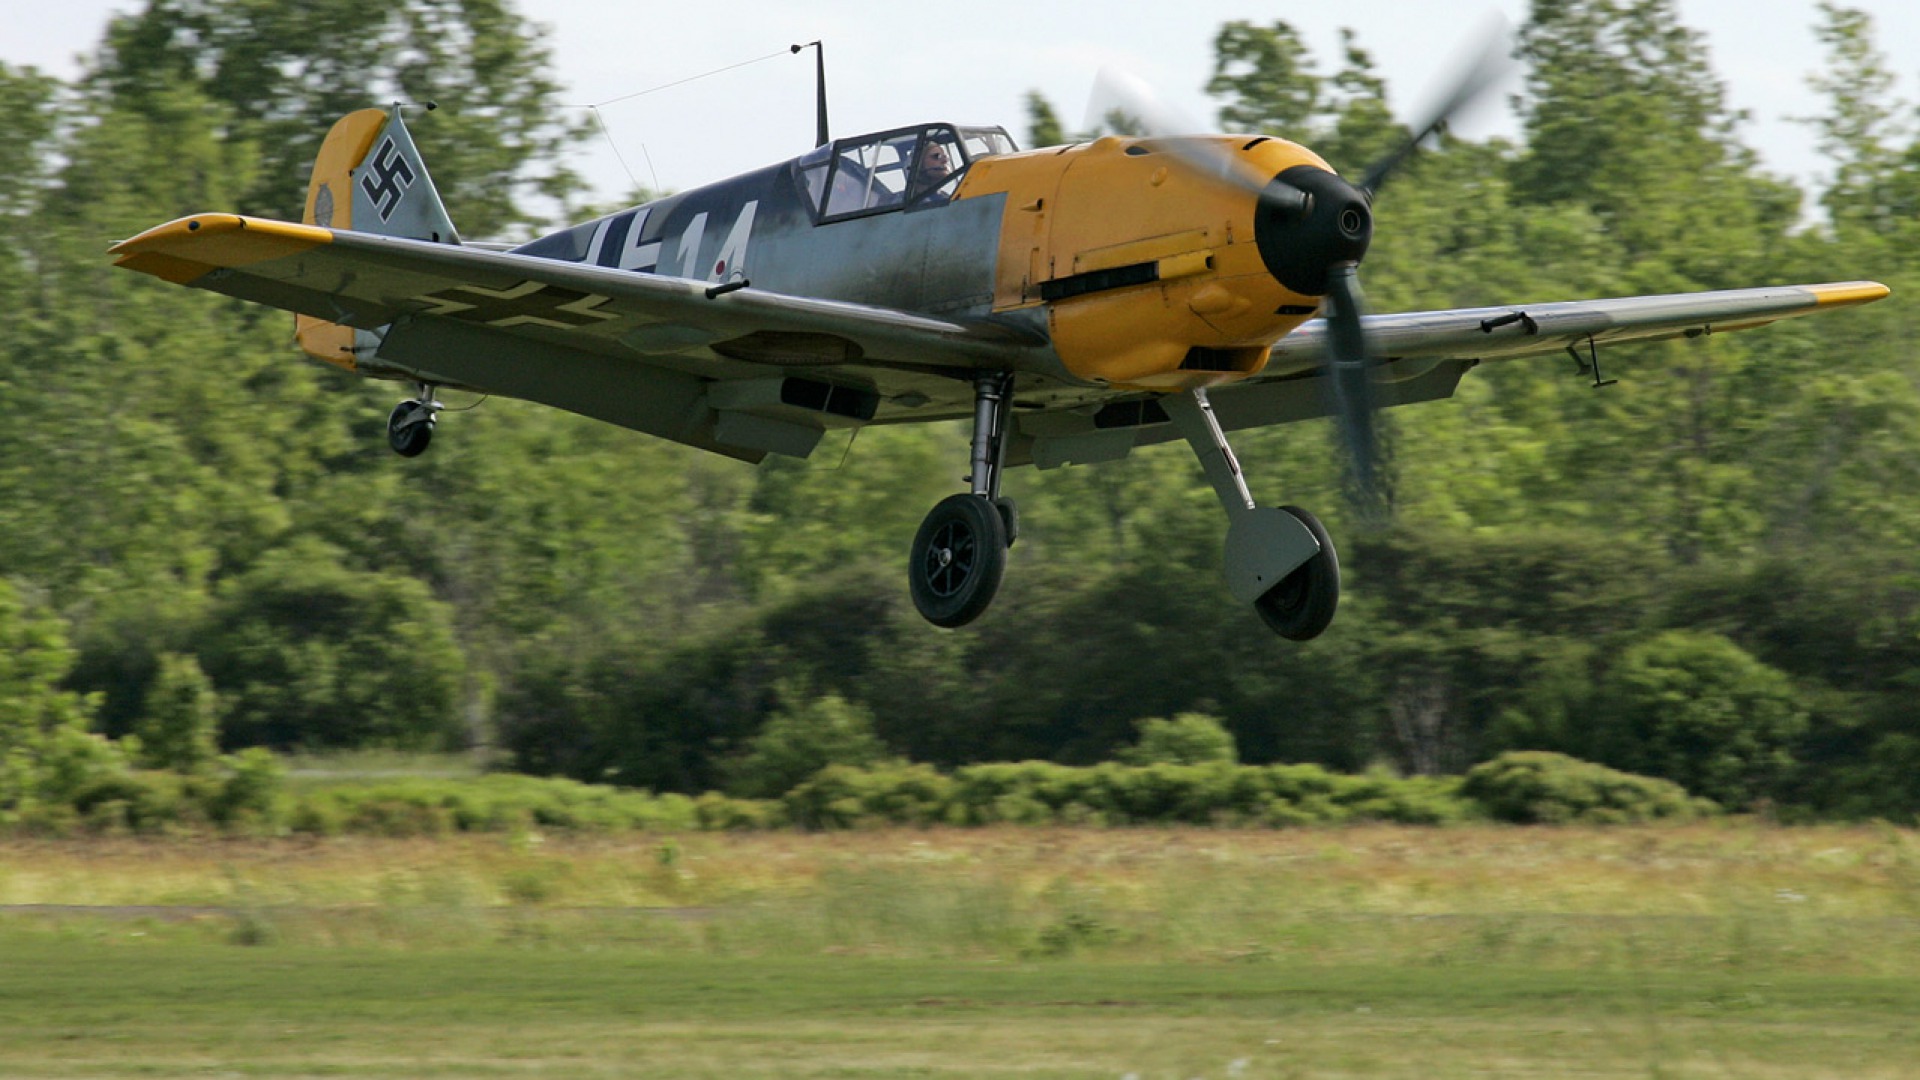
[88,0,590,234]
[1024,90,1069,148]
[199,540,467,751]
[0,63,61,297]
[1206,20,1322,136]
[1804,3,1908,234]
[1595,630,1807,808]
[132,653,221,773]
[0,580,118,820]
[1511,0,1793,289]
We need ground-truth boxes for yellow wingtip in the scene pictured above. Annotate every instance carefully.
[109,215,334,283]
[1807,281,1892,307]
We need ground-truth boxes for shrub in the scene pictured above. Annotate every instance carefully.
[785,762,955,828]
[724,687,889,799]
[1461,751,1716,824]
[694,791,785,830]
[1119,713,1239,766]
[212,747,286,827]
[0,581,114,822]
[71,770,195,834]
[950,762,1067,824]
[943,760,1477,828]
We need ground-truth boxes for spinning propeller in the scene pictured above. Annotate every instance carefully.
[1089,18,1514,517]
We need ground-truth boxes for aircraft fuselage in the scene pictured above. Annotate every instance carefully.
[514,122,1345,392]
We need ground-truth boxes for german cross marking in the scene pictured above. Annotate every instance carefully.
[414,281,617,329]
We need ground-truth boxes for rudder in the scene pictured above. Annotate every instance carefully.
[297,107,460,370]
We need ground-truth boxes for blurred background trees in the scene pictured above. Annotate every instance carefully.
[2,0,1917,819]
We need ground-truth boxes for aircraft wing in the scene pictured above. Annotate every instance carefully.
[1019,281,1890,467]
[112,216,1889,464]
[1206,282,1889,434]
[111,213,1058,461]
[111,214,1043,369]
[1264,282,1889,372]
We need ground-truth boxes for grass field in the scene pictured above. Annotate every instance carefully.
[1,823,1916,1077]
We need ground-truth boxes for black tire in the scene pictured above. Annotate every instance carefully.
[387,401,434,458]
[909,494,1009,628]
[1253,505,1339,640]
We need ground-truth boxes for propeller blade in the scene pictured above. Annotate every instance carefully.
[1323,264,1389,518]
[1357,13,1515,196]
[1085,66,1201,138]
[1086,67,1308,211]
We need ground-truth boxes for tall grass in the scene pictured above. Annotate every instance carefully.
[3,824,1917,1077]
[3,823,1915,969]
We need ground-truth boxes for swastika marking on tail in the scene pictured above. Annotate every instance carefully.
[360,138,416,222]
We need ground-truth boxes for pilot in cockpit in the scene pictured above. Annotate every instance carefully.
[908,138,958,205]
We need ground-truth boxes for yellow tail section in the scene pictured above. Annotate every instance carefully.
[296,107,460,372]
[297,109,388,371]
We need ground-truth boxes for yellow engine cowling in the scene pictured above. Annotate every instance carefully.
[962,135,1338,391]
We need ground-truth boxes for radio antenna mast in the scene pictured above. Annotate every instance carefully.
[792,41,829,147]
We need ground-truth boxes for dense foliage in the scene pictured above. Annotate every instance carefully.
[3,1,1918,820]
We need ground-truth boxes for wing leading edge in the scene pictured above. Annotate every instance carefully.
[1262,282,1889,374]
[110,214,1045,370]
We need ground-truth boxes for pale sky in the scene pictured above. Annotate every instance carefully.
[8,0,1920,207]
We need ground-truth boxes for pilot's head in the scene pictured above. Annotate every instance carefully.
[916,142,954,185]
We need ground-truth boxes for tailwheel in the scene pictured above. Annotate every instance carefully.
[1253,505,1340,641]
[910,494,1008,628]
[386,384,441,458]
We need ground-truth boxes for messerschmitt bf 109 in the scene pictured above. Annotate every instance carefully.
[110,40,1888,641]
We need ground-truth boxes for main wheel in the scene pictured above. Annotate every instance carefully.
[909,494,1009,628]
[1253,505,1339,640]
[387,401,434,458]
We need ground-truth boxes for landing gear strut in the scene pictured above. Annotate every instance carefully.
[909,372,1016,628]
[1164,387,1340,640]
[387,383,441,458]
[904,380,1339,640]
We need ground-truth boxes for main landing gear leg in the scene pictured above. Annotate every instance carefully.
[909,372,1016,628]
[387,382,442,458]
[1163,387,1340,640]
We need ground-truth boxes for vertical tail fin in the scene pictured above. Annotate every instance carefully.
[297,107,460,370]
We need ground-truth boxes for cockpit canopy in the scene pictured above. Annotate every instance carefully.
[797,123,1017,221]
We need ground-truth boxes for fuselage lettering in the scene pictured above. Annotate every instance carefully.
[706,201,757,282]
[671,213,708,279]
[613,208,658,271]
